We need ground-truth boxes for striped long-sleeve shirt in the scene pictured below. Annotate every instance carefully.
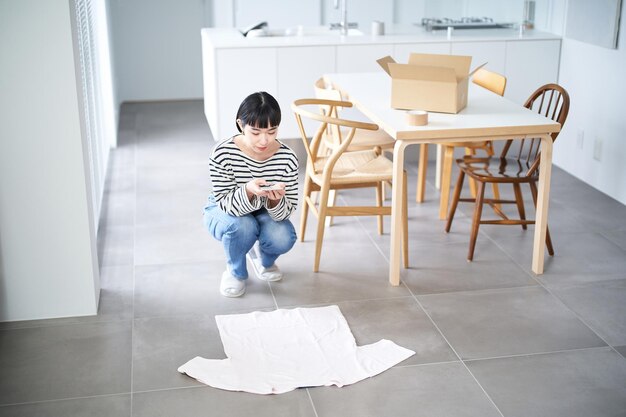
[209,136,299,221]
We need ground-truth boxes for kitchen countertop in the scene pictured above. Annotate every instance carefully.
[201,24,561,49]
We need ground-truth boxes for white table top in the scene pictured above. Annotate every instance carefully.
[325,72,561,141]
[323,71,558,282]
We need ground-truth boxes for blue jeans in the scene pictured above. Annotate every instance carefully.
[203,196,297,280]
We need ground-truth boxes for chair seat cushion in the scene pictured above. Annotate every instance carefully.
[457,156,537,181]
[311,150,394,185]
[340,128,395,151]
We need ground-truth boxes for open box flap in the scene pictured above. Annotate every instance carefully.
[408,53,472,79]
[388,63,456,83]
[376,56,397,76]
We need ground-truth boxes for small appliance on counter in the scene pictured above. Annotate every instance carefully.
[418,17,514,31]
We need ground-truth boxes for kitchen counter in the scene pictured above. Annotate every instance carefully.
[201,25,560,49]
[201,25,561,140]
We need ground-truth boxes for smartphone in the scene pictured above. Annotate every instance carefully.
[259,183,283,191]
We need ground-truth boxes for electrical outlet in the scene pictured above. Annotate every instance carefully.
[593,137,603,161]
[576,129,584,149]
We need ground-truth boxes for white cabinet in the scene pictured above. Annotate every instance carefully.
[504,39,561,104]
[212,48,277,140]
[336,44,394,72]
[202,43,219,139]
[202,30,562,141]
[451,41,506,74]
[277,46,336,138]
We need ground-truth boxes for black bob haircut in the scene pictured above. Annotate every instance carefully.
[235,91,281,133]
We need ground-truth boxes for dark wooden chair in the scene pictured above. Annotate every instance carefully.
[445,83,570,261]
[437,68,508,219]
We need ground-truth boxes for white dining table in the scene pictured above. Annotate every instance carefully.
[324,72,562,286]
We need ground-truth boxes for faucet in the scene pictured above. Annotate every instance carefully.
[330,0,357,35]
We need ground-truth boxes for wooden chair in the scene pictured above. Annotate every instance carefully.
[317,78,430,206]
[314,78,395,154]
[314,78,396,230]
[445,83,570,261]
[292,98,409,272]
[472,67,507,96]
[437,68,507,219]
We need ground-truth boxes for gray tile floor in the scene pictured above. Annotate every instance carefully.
[1,100,626,417]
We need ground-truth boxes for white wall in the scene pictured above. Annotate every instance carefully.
[554,1,626,205]
[321,0,394,27]
[0,0,100,321]
[235,0,321,28]
[117,0,549,108]
[109,0,210,105]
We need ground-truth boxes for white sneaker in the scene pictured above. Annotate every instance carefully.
[220,269,246,297]
[247,244,283,282]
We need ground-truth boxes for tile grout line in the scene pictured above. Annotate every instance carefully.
[394,359,463,368]
[417,283,545,298]
[131,385,210,396]
[392,344,619,366]
[129,110,139,416]
[341,175,509,415]
[435,189,626,357]
[305,388,320,417]
[337,193,391,264]
[338,181,507,417]
[277,295,415,311]
[422,196,626,387]
[521,270,625,358]
[446,172,626,357]
[0,392,132,409]
[343,187,538,303]
[537,283,626,359]
[319,167,625,407]
[402,282,506,417]
[402,220,624,413]
[481,226,626,357]
[14,109,621,412]
[0,109,141,411]
[340,180,508,417]
[268,281,279,310]
[481,230,543,285]
[461,345,618,363]
[535,288,625,359]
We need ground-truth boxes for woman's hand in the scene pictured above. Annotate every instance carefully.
[265,186,286,206]
[245,179,285,204]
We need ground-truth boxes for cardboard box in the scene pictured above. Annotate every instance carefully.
[377,53,486,114]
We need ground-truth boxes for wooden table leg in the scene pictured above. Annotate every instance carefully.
[439,145,455,220]
[416,144,428,203]
[390,140,409,286]
[435,144,442,189]
[532,134,553,275]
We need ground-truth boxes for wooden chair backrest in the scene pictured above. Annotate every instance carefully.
[292,98,378,172]
[472,68,507,96]
[500,83,571,176]
[313,78,347,148]
[314,78,342,102]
